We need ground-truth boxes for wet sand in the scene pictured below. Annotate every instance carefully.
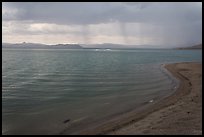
[78,62,202,135]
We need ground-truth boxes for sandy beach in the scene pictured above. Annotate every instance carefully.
[78,62,202,135]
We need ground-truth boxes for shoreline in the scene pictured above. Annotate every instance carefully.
[77,62,202,135]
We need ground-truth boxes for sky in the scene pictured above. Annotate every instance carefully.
[2,2,202,48]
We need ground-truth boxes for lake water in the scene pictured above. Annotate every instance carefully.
[2,48,202,134]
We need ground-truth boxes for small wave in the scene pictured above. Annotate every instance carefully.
[149,99,154,103]
[72,116,88,123]
[2,96,17,99]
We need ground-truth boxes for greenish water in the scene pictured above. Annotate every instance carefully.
[2,48,202,134]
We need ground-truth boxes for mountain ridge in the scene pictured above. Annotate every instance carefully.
[175,44,202,50]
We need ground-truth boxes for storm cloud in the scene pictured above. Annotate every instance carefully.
[2,2,202,47]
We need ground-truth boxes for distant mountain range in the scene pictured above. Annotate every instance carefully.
[82,43,124,48]
[2,42,158,49]
[2,42,83,49]
[82,43,160,49]
[175,44,202,50]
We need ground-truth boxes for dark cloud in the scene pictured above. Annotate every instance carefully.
[3,2,201,25]
[3,2,120,24]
